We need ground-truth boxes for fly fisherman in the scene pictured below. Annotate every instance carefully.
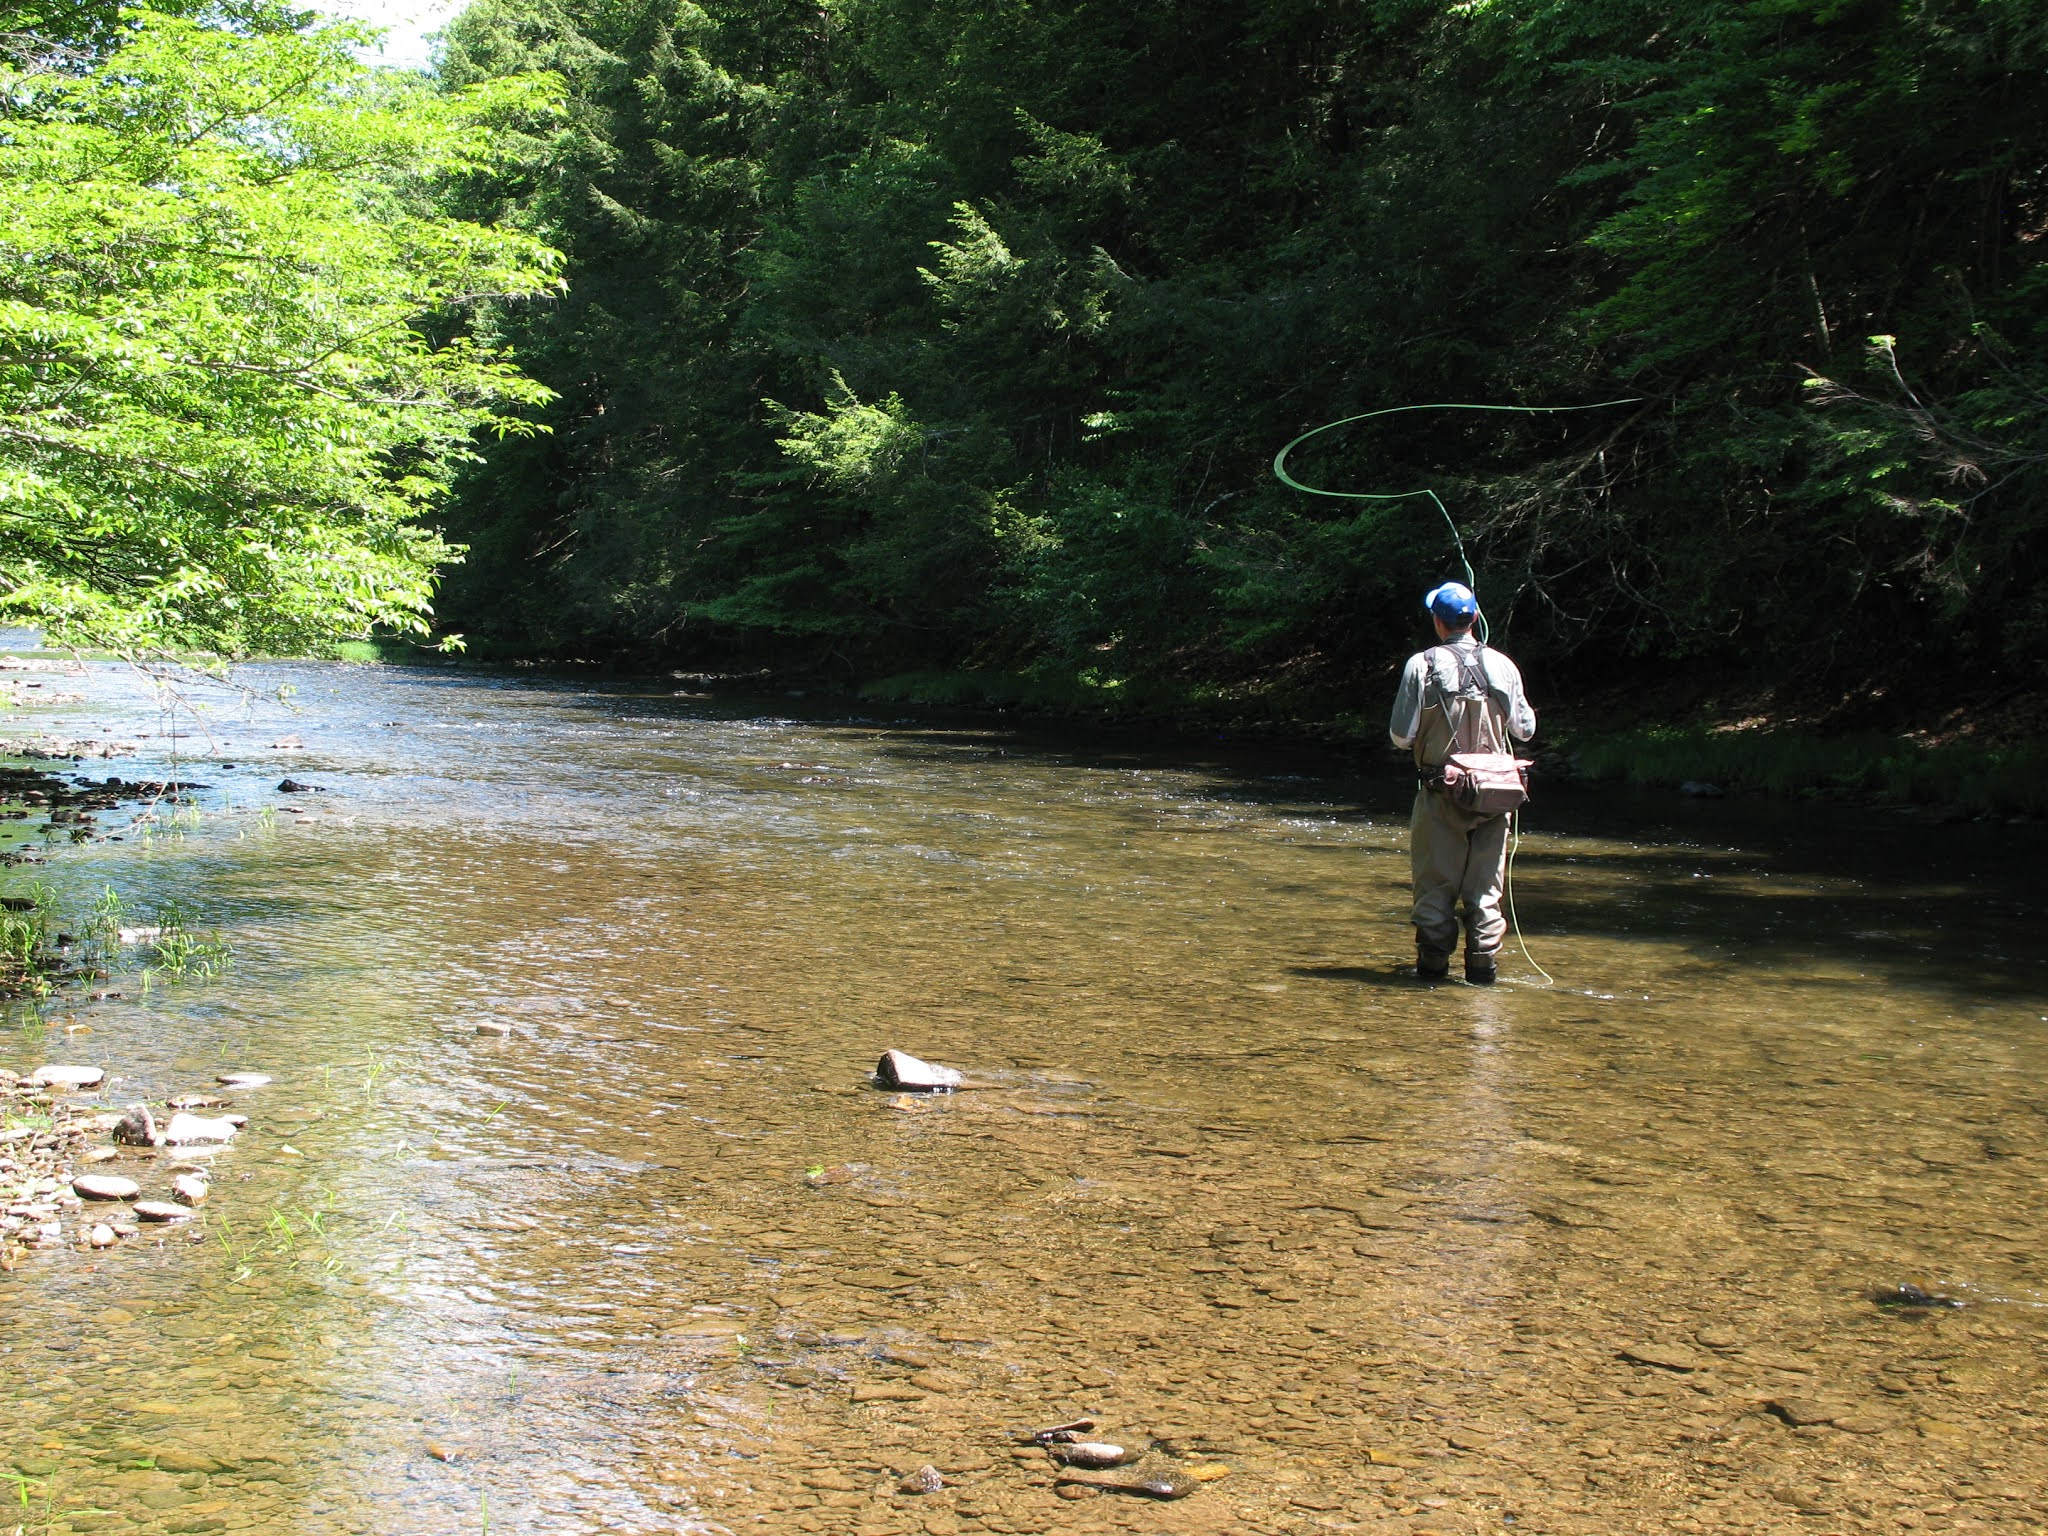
[1388,583,1536,983]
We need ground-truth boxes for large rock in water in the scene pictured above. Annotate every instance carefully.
[875,1050,962,1092]
[163,1112,239,1145]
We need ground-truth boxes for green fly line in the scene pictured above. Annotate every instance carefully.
[1271,398,1643,642]
[1272,397,1643,988]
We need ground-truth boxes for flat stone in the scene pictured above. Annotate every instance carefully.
[1832,1414,1889,1435]
[73,1174,140,1201]
[1768,1397,1846,1427]
[874,1050,962,1092]
[1738,1348,1813,1373]
[801,1471,862,1492]
[133,1201,191,1222]
[151,1450,224,1474]
[1694,1326,1742,1349]
[851,1383,927,1403]
[30,1065,104,1089]
[1620,1343,1707,1372]
[475,1022,512,1037]
[216,1073,270,1088]
[843,1269,916,1290]
[171,1174,209,1206]
[163,1113,238,1145]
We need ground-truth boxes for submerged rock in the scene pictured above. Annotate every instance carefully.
[1054,1442,1135,1468]
[30,1065,105,1089]
[1619,1342,1708,1372]
[1874,1283,1962,1309]
[1053,1469,1200,1500]
[874,1050,962,1093]
[896,1465,945,1495]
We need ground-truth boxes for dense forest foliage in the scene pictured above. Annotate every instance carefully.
[427,0,2048,715]
[0,0,557,654]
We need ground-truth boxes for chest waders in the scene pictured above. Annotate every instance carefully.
[1410,645,1518,983]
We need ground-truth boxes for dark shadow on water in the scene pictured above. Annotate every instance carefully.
[1290,964,1437,990]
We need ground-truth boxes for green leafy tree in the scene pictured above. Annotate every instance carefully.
[0,6,562,655]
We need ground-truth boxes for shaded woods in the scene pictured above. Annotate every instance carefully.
[429,0,2047,724]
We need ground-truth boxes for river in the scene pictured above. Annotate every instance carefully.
[3,658,2045,1536]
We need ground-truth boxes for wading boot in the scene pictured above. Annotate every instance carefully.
[1464,950,1498,985]
[1416,932,1451,980]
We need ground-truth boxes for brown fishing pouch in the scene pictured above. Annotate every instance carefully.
[1432,752,1533,816]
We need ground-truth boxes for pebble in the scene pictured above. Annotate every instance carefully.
[171,1174,209,1206]
[897,1466,945,1495]
[133,1201,191,1222]
[29,1065,105,1089]
[475,1022,512,1037]
[87,1223,117,1248]
[72,1174,140,1201]
[163,1113,239,1145]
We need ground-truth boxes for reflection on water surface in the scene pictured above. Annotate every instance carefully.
[4,661,2047,1535]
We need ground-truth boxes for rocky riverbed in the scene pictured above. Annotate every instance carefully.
[0,1066,269,1266]
[3,656,2047,1535]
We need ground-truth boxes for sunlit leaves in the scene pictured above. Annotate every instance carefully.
[0,8,565,656]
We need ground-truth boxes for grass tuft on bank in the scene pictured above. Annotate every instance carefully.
[1565,726,2048,818]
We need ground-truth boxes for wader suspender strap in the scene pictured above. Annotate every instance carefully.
[1416,644,1504,771]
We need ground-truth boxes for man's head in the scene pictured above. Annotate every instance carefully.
[1425,582,1479,638]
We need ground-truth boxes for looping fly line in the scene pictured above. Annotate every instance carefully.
[1271,398,1644,636]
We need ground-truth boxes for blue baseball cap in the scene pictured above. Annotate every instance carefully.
[1425,582,1479,625]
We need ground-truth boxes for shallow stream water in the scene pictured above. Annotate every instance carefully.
[3,659,2047,1536]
